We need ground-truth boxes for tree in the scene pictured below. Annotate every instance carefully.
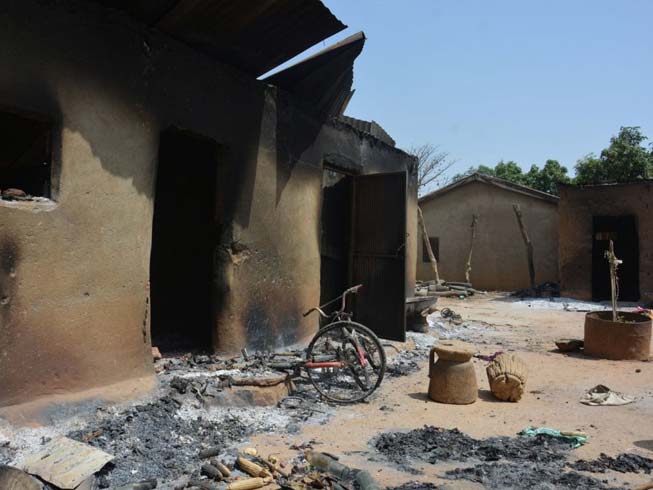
[451,164,496,182]
[451,159,570,195]
[409,143,455,195]
[493,160,525,184]
[575,126,653,184]
[524,160,571,194]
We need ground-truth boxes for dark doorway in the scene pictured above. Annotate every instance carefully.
[150,128,218,352]
[351,172,407,342]
[592,215,639,301]
[320,168,353,308]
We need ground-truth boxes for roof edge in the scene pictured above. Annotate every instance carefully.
[419,173,559,205]
[559,180,653,189]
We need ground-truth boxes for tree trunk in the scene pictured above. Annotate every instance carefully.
[512,204,536,293]
[465,214,478,284]
[417,206,440,284]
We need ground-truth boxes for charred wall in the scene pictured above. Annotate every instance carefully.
[213,92,417,353]
[559,183,653,302]
[0,0,415,406]
[417,182,559,291]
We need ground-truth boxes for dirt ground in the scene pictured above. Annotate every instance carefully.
[2,293,652,489]
[250,293,653,489]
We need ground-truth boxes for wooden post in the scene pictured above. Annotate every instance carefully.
[417,206,440,284]
[605,239,622,322]
[512,204,536,293]
[465,214,478,284]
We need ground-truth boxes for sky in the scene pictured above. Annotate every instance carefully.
[263,0,653,180]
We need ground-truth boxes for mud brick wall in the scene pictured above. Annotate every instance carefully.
[559,182,653,302]
[0,0,416,407]
[417,181,559,291]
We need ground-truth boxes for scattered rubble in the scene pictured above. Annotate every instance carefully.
[509,296,637,313]
[372,426,574,470]
[386,332,437,378]
[67,396,248,487]
[415,280,484,298]
[570,453,653,474]
[373,426,642,489]
[386,483,440,490]
[427,310,490,341]
[445,462,617,489]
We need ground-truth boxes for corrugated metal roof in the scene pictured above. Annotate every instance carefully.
[419,173,560,205]
[339,115,396,147]
[263,31,365,120]
[89,0,347,76]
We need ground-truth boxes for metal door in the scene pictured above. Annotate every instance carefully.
[351,172,406,341]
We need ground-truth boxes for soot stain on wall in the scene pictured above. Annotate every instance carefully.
[0,238,19,329]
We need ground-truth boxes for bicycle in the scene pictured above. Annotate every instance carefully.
[268,285,386,403]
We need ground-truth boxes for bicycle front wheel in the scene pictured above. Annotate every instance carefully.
[306,321,386,403]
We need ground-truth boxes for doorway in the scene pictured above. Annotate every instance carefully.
[150,128,219,352]
[319,167,353,308]
[592,215,639,301]
[319,167,407,342]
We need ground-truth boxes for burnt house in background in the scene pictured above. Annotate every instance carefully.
[0,0,417,408]
[559,182,652,303]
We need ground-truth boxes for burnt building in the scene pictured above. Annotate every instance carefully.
[0,0,417,407]
[559,182,652,302]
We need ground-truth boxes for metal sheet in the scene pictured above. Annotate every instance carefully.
[89,0,347,76]
[351,172,406,342]
[21,437,113,489]
[264,32,365,119]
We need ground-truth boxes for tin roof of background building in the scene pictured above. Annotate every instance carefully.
[90,0,347,76]
[263,31,366,120]
[558,180,653,189]
[420,173,560,205]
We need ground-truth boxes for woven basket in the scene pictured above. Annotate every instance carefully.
[486,353,527,402]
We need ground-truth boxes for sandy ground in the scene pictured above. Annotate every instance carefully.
[250,293,653,488]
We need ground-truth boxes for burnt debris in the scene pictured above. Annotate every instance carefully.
[569,452,653,474]
[373,426,572,468]
[445,462,619,489]
[68,396,248,487]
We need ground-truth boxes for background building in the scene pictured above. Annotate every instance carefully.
[417,174,559,291]
[559,182,653,302]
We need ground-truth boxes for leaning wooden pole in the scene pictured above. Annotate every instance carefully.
[465,214,478,284]
[417,206,440,284]
[605,239,622,322]
[512,204,536,293]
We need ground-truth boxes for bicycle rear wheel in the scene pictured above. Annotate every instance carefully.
[306,321,386,403]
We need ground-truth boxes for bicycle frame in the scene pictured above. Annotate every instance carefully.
[303,284,363,322]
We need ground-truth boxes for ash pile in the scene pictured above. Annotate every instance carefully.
[372,426,653,489]
[1,350,335,489]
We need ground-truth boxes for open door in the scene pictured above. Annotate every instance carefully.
[351,172,406,341]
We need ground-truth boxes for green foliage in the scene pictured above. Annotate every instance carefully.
[451,159,570,195]
[450,164,496,182]
[449,126,653,193]
[574,126,653,184]
[526,159,571,194]
[494,161,526,184]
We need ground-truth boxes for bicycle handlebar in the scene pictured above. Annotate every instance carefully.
[303,284,363,317]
